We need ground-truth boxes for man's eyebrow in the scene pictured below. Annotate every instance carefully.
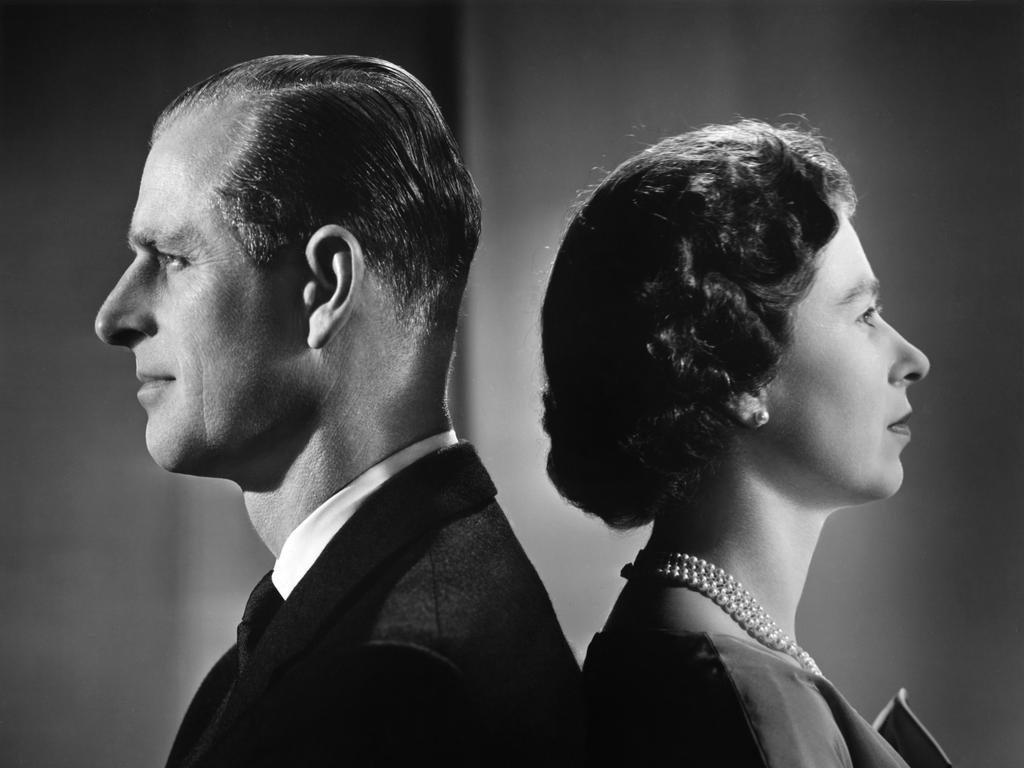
[836,277,881,306]
[126,224,201,252]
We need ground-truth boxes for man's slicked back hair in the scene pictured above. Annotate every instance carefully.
[154,54,481,334]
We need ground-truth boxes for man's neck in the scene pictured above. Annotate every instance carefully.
[241,408,451,557]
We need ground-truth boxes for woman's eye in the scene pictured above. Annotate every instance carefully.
[859,303,883,326]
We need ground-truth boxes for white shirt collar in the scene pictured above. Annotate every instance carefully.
[271,430,458,599]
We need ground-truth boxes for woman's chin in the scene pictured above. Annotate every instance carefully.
[842,463,905,507]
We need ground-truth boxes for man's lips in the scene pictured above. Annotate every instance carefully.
[136,373,174,399]
[136,372,174,384]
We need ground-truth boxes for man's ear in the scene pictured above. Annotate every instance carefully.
[727,390,771,430]
[303,224,365,349]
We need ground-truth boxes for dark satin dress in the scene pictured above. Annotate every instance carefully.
[584,629,950,768]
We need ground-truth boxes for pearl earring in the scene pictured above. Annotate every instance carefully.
[752,409,769,428]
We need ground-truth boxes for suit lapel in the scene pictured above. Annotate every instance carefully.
[211,442,497,740]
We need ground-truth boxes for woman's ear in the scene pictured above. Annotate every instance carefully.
[303,224,365,349]
[727,391,771,430]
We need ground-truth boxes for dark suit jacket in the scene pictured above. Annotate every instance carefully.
[166,443,584,767]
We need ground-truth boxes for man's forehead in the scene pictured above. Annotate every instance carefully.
[130,155,216,247]
[131,104,241,244]
[142,106,238,191]
[160,98,246,156]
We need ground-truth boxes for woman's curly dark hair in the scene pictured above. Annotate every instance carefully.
[541,120,856,528]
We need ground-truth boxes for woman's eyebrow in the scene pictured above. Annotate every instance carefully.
[836,277,881,306]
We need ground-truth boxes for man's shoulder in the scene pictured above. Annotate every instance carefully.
[245,466,583,766]
[370,498,560,645]
[350,443,558,644]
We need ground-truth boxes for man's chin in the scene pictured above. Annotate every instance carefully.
[147,446,198,475]
[145,429,215,477]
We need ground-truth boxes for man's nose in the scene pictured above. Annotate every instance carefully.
[95,260,156,347]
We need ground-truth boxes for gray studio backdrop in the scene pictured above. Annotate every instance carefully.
[1,2,1021,766]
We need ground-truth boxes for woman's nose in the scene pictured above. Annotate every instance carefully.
[890,329,931,385]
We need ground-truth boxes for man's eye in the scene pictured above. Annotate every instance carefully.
[157,252,189,269]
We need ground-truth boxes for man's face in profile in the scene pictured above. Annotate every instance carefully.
[96,105,313,480]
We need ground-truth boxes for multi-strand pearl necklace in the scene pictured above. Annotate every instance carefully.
[624,550,822,677]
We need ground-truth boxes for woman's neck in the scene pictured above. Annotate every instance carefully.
[616,466,831,642]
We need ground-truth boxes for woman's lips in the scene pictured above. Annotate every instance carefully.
[887,412,912,437]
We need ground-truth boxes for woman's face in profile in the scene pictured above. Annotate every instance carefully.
[759,216,930,508]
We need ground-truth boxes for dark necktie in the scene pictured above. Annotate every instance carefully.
[236,571,284,676]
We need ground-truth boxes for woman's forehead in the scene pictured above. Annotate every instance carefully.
[804,218,877,308]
